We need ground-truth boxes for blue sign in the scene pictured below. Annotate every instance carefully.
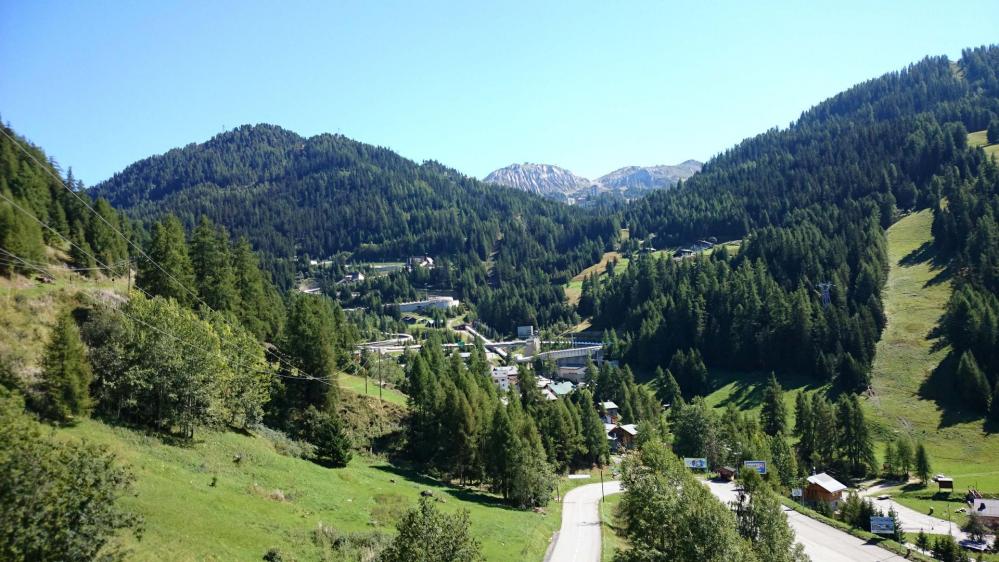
[870,516,894,535]
[683,458,708,469]
[743,460,767,474]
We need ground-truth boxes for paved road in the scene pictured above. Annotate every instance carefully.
[546,480,622,562]
[703,480,905,562]
[861,482,971,540]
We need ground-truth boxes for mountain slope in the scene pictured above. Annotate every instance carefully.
[483,163,591,198]
[594,160,702,194]
[483,161,702,201]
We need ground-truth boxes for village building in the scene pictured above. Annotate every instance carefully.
[397,296,459,313]
[970,498,999,528]
[516,325,536,339]
[717,466,737,481]
[490,365,518,392]
[608,424,638,450]
[600,401,620,424]
[547,380,575,398]
[804,472,847,509]
[407,256,434,269]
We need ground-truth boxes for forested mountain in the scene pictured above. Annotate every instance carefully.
[93,125,619,333]
[588,46,999,400]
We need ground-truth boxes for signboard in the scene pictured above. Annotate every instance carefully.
[870,516,894,535]
[683,458,708,469]
[743,460,767,475]
[791,488,803,498]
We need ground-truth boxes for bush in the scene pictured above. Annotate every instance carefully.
[294,406,352,467]
[0,390,142,561]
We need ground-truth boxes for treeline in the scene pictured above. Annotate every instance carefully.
[933,158,999,420]
[0,123,129,277]
[591,204,887,391]
[602,47,999,394]
[403,339,610,507]
[662,374,881,483]
[93,124,619,334]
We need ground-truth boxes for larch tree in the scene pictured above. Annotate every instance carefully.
[38,309,93,423]
[759,373,787,435]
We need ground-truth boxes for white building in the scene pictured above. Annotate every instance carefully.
[397,296,459,312]
[491,366,518,392]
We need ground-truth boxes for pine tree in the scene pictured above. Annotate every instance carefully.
[914,442,932,485]
[759,373,787,435]
[654,366,683,408]
[283,293,345,410]
[882,440,897,478]
[895,437,913,478]
[955,351,992,413]
[792,392,815,468]
[987,119,999,145]
[190,216,239,313]
[38,309,93,422]
[137,214,195,305]
[69,222,96,274]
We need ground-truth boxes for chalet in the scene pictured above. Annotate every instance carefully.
[717,466,737,481]
[675,248,696,259]
[547,381,575,398]
[804,473,847,509]
[601,401,620,424]
[339,271,365,284]
[407,256,435,269]
[970,498,999,528]
[608,424,638,449]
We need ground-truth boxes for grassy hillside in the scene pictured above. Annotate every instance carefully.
[57,420,560,562]
[2,270,562,561]
[564,251,628,306]
[969,129,999,159]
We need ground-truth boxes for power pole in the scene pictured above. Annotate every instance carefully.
[600,467,605,502]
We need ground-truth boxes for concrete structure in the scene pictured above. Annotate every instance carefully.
[558,365,588,383]
[805,472,847,509]
[397,296,459,312]
[516,325,535,339]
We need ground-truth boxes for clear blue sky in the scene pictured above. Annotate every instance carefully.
[1,1,997,186]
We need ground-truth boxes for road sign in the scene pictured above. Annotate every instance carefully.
[684,458,708,469]
[870,516,894,535]
[743,460,767,474]
[791,488,803,497]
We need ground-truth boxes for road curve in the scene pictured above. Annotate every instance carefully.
[703,480,905,562]
[546,480,622,562]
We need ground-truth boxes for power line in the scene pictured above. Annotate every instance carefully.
[0,189,331,386]
[0,129,335,384]
[0,245,329,385]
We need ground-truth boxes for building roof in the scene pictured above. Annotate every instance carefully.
[972,498,999,518]
[806,473,847,493]
[549,381,574,396]
[492,366,518,377]
[601,401,619,410]
[541,388,558,401]
[618,423,638,436]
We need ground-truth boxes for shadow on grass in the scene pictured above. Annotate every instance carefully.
[710,369,829,410]
[92,414,202,447]
[897,239,953,287]
[370,464,519,511]
[917,352,993,431]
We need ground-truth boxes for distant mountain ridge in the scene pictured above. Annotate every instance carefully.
[484,160,702,201]
[482,163,590,197]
